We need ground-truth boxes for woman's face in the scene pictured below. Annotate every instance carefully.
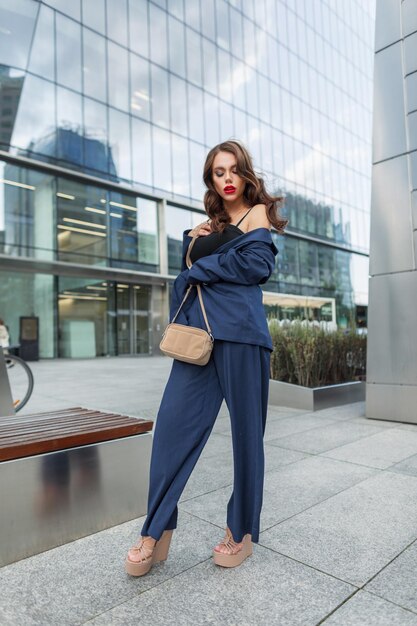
[212,151,246,204]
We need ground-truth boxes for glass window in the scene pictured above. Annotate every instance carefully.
[56,86,83,167]
[170,75,188,136]
[216,0,230,50]
[272,129,285,176]
[168,16,186,77]
[131,117,153,187]
[0,162,55,260]
[149,4,167,67]
[277,2,288,48]
[83,28,107,103]
[204,92,220,146]
[234,108,248,144]
[242,0,254,21]
[0,0,38,70]
[27,4,55,82]
[0,67,25,150]
[128,0,149,58]
[186,27,202,86]
[188,84,204,144]
[231,56,246,111]
[152,126,172,193]
[57,178,107,265]
[230,6,243,58]
[108,191,158,271]
[245,66,259,118]
[150,64,170,128]
[270,82,281,130]
[258,74,271,124]
[202,38,218,96]
[108,108,132,182]
[83,97,108,176]
[166,204,205,274]
[10,74,56,159]
[259,121,273,173]
[137,198,158,268]
[219,100,234,142]
[58,275,109,357]
[82,0,105,33]
[130,53,151,120]
[56,14,82,92]
[242,16,256,66]
[168,0,184,21]
[200,0,215,41]
[108,41,129,111]
[0,270,55,357]
[45,0,80,20]
[172,134,191,198]
[106,0,128,46]
[185,0,200,30]
[217,50,232,102]
[189,140,205,201]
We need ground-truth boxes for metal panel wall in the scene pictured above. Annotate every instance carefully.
[367,0,417,424]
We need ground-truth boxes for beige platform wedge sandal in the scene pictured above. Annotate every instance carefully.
[212,527,253,568]
[125,529,174,577]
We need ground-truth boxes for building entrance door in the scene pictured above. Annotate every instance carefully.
[116,284,151,355]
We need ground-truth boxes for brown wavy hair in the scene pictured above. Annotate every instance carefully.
[202,139,289,234]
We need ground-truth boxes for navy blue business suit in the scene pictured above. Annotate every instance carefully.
[140,227,278,544]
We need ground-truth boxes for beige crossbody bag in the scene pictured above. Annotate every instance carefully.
[159,231,214,365]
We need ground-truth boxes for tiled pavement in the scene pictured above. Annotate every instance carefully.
[1,357,417,625]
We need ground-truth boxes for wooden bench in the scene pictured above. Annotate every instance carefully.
[0,407,154,567]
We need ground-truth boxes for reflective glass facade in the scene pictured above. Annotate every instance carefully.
[0,0,375,357]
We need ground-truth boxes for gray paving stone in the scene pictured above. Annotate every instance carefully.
[179,451,234,502]
[0,512,219,626]
[312,401,366,421]
[365,541,417,614]
[322,590,417,625]
[263,414,337,441]
[388,454,417,478]
[85,543,354,626]
[269,420,386,454]
[180,455,376,532]
[260,472,417,587]
[320,429,417,469]
[5,358,417,624]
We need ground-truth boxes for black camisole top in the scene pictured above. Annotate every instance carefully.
[189,206,254,263]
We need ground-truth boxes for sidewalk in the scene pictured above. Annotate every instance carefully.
[1,357,417,625]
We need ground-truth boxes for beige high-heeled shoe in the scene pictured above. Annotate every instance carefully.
[125,529,174,577]
[212,527,253,568]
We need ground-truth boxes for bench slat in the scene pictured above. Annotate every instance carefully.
[0,413,139,438]
[0,408,154,462]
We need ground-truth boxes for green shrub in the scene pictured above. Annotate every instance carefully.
[269,321,367,387]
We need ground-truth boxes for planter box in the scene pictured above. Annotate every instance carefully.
[269,379,365,411]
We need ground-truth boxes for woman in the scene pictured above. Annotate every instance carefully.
[125,139,288,576]
[0,318,10,352]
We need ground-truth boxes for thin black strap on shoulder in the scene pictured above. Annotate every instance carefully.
[235,206,254,227]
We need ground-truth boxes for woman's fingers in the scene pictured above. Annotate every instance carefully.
[199,223,211,236]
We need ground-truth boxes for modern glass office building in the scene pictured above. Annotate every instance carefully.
[0,0,375,358]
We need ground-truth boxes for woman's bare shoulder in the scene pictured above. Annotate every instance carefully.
[247,204,272,231]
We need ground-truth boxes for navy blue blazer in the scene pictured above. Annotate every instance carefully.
[170,227,279,351]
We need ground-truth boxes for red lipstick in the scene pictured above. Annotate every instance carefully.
[224,186,236,194]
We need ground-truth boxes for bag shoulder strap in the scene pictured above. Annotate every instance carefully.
[171,233,212,334]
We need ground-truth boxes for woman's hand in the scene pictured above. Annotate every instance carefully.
[188,221,212,238]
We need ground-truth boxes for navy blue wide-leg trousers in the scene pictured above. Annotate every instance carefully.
[140,339,270,544]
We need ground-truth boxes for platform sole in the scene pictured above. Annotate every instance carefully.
[212,533,253,568]
[125,529,173,577]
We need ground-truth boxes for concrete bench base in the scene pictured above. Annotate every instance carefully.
[0,432,152,567]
